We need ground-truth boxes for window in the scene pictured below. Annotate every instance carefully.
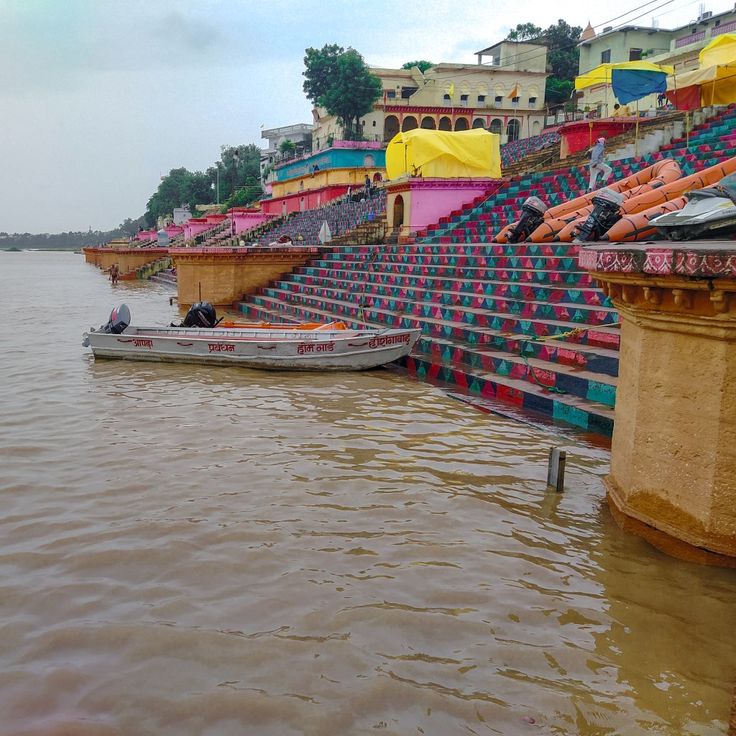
[401,86,418,99]
[443,93,451,101]
[511,96,520,105]
[528,96,537,108]
[386,89,396,99]
[601,49,611,63]
[494,95,503,105]
[506,119,521,142]
[460,94,468,101]
[477,95,486,103]
[629,47,643,61]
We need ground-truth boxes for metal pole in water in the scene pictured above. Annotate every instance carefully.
[547,447,567,493]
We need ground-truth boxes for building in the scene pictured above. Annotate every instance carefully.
[577,6,736,115]
[312,43,548,150]
[260,123,313,179]
[172,207,192,225]
[261,143,385,216]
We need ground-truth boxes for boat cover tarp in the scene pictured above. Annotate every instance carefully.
[575,61,674,92]
[385,128,502,179]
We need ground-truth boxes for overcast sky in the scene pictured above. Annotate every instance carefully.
[1,0,729,233]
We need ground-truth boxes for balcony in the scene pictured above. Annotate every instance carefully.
[675,30,705,48]
[713,19,736,36]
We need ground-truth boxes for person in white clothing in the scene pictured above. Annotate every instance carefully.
[588,137,613,192]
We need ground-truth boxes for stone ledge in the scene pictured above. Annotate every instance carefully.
[168,246,321,257]
[579,240,736,279]
[597,278,736,320]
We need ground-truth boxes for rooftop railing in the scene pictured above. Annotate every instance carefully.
[675,30,705,48]
[712,19,736,36]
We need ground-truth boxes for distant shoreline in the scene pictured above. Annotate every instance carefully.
[3,247,82,252]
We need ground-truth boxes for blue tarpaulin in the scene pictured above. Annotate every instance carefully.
[611,68,668,104]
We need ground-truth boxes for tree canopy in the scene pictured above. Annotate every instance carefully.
[279,139,296,156]
[145,143,263,225]
[505,19,582,106]
[303,44,344,104]
[402,60,434,72]
[506,23,543,42]
[303,44,382,140]
[0,228,128,250]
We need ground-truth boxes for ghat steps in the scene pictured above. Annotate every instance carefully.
[235,242,617,434]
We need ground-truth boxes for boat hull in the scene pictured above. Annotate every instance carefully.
[83,326,421,371]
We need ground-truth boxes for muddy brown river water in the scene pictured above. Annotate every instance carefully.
[0,251,734,735]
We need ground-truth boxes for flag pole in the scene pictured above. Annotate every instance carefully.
[635,99,640,157]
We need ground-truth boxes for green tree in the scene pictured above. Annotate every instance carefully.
[118,216,146,237]
[303,44,344,103]
[545,77,575,106]
[223,175,263,211]
[506,23,542,41]
[506,19,582,106]
[545,20,582,80]
[279,139,296,157]
[402,60,434,72]
[207,143,262,204]
[145,167,213,226]
[303,45,382,140]
[142,143,264,226]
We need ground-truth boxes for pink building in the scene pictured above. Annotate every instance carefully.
[228,208,276,235]
[385,178,505,240]
[135,229,157,243]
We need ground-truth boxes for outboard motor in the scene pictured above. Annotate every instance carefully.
[101,304,131,334]
[177,301,219,328]
[574,188,625,242]
[507,196,548,243]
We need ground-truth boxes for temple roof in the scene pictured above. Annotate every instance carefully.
[580,22,595,41]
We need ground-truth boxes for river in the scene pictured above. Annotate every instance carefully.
[0,250,734,735]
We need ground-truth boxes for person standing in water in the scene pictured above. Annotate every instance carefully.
[109,264,120,285]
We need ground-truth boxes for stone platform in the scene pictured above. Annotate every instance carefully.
[580,239,736,565]
[169,246,321,307]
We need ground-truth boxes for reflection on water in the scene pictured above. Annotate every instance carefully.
[0,251,734,735]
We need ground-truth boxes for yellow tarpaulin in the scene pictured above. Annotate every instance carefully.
[575,61,674,90]
[699,33,736,67]
[385,128,501,180]
[666,34,736,107]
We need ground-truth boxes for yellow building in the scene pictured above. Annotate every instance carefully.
[312,41,548,150]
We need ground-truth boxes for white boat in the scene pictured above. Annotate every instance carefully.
[82,305,420,371]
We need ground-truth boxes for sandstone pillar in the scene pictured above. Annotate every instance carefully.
[580,242,736,566]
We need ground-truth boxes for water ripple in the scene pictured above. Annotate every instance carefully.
[0,252,734,735]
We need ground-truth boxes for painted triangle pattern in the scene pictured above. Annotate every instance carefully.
[237,241,622,435]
